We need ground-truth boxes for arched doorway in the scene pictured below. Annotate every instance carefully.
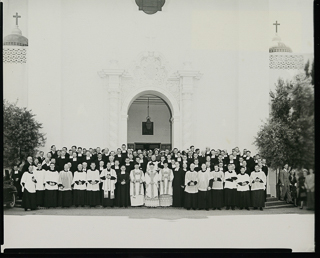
[119,88,181,150]
[127,94,172,151]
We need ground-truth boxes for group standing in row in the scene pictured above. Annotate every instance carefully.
[14,144,273,211]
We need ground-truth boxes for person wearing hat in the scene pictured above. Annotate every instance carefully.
[159,160,174,207]
[144,162,160,207]
[130,162,145,206]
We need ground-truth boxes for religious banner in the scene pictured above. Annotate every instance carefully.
[142,121,153,135]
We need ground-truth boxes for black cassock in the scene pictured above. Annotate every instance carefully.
[115,171,130,207]
[172,168,185,207]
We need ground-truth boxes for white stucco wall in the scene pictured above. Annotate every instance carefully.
[3,0,314,153]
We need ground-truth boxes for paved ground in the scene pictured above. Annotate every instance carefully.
[3,205,315,252]
[3,204,314,219]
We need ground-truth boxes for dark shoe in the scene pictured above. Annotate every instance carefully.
[205,208,209,211]
[239,207,243,210]
[246,207,250,210]
[231,206,235,210]
[226,206,230,210]
[192,208,196,210]
[217,208,221,210]
[212,207,216,210]
[299,207,303,209]
[253,207,258,210]
[259,207,263,211]
[187,208,190,210]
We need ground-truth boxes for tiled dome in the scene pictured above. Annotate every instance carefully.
[3,26,28,46]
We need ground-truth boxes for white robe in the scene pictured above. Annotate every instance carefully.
[236,173,250,191]
[250,171,266,190]
[44,170,59,190]
[130,169,145,206]
[224,171,238,189]
[159,168,174,195]
[20,172,36,193]
[145,170,160,198]
[33,169,46,191]
[211,171,224,190]
[72,171,87,190]
[86,169,101,191]
[100,169,117,198]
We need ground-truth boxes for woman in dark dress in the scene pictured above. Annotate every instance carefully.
[289,169,298,207]
[297,170,307,209]
[172,162,184,207]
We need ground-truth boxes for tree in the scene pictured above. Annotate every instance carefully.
[254,73,314,171]
[304,59,314,86]
[3,100,46,168]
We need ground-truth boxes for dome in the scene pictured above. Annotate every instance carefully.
[269,33,292,53]
[3,26,28,46]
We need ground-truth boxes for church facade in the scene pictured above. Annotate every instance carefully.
[3,0,313,154]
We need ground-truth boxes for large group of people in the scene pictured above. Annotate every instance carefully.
[6,144,313,212]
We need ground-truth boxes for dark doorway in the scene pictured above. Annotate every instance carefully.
[134,143,161,150]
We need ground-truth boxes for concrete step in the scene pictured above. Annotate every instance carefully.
[265,204,295,209]
[266,200,290,207]
[266,197,278,202]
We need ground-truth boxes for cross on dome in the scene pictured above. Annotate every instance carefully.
[273,20,280,33]
[13,12,21,26]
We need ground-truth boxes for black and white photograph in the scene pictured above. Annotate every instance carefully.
[2,0,315,253]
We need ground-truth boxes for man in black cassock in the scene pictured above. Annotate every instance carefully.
[261,158,269,201]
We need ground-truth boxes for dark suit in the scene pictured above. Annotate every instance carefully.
[245,157,255,173]
[279,169,292,202]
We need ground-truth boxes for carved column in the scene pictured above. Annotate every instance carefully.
[98,61,124,151]
[178,70,202,150]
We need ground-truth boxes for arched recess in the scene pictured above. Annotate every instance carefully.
[119,86,181,149]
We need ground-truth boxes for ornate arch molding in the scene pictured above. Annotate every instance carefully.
[121,51,181,107]
[98,51,202,150]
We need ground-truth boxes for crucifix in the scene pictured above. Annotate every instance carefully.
[273,20,280,33]
[13,12,21,26]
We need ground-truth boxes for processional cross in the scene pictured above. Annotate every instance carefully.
[13,12,21,26]
[273,20,280,33]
